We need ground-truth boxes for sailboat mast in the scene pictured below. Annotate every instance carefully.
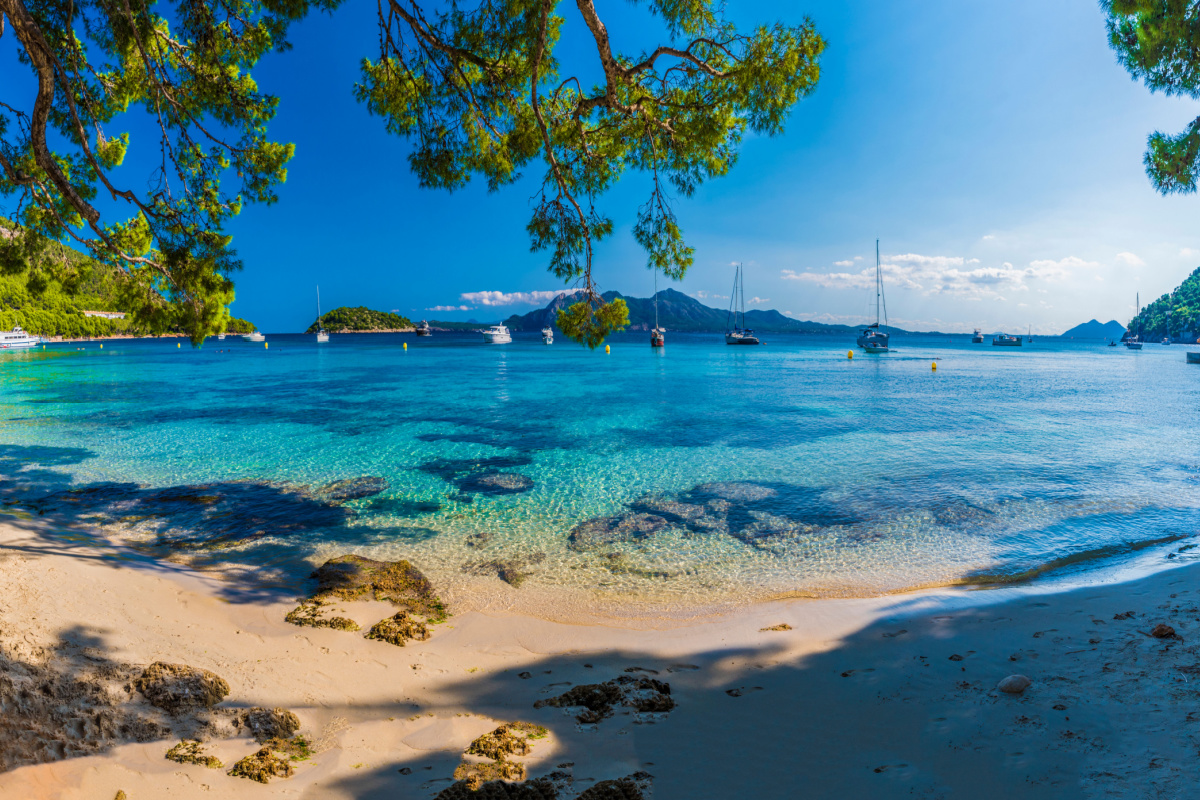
[316,285,322,327]
[654,269,659,329]
[875,239,881,327]
[740,263,746,329]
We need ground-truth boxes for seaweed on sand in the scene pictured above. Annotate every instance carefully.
[237,707,301,743]
[133,662,229,714]
[365,611,430,646]
[534,676,674,723]
[165,739,223,768]
[434,774,563,799]
[228,746,295,783]
[465,722,548,760]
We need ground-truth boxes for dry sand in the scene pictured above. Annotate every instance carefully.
[1,516,1197,800]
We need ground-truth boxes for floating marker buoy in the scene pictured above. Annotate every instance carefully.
[99,343,103,349]
[403,342,407,351]
[847,350,853,359]
[932,362,937,371]
[265,342,268,349]
[177,342,180,348]
[605,344,610,354]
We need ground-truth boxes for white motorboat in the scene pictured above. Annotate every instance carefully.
[725,263,760,345]
[992,333,1022,347]
[482,324,512,344]
[416,320,433,337]
[0,326,40,349]
[217,333,226,341]
[243,331,265,342]
[541,326,554,344]
[856,240,890,353]
[971,328,983,343]
[315,286,329,343]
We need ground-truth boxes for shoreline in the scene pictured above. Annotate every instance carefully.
[2,515,1198,798]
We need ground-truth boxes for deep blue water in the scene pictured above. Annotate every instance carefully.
[1,331,1198,612]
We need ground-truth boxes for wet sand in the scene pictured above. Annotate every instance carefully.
[1,516,1197,799]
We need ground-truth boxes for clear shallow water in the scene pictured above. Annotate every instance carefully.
[1,332,1198,614]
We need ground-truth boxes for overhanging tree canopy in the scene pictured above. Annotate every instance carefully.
[1103,1,1200,195]
[0,0,825,345]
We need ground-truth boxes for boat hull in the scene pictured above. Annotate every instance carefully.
[0,340,38,349]
[416,330,432,337]
[856,331,889,352]
[482,334,512,344]
[992,339,1022,346]
[1124,342,1143,350]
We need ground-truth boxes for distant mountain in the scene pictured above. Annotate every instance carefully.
[503,289,877,334]
[1061,319,1126,339]
[1127,266,1200,342]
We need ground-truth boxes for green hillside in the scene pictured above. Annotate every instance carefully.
[1127,267,1200,342]
[306,306,414,333]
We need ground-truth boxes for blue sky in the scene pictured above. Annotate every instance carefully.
[4,0,1200,333]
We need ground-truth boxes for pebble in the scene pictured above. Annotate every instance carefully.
[997,674,1032,694]
[1151,623,1176,639]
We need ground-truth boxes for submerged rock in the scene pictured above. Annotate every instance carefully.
[1151,623,1177,639]
[464,553,547,587]
[693,482,778,502]
[239,707,301,743]
[365,611,431,646]
[459,472,535,496]
[533,676,673,723]
[577,773,653,800]
[134,662,229,714]
[434,775,562,799]
[228,746,294,783]
[318,476,389,503]
[454,759,528,788]
[165,740,223,769]
[997,675,1032,694]
[567,513,669,551]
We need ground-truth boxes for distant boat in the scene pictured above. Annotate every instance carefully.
[651,269,665,348]
[217,333,226,341]
[1026,325,1034,344]
[0,326,40,349]
[725,263,759,345]
[856,240,890,353]
[542,326,554,344]
[243,331,265,342]
[1125,293,1143,349]
[972,328,983,343]
[315,286,329,343]
[992,333,1022,347]
[1107,340,1118,347]
[482,324,512,344]
[416,320,432,337]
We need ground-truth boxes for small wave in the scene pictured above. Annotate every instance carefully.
[951,534,1189,587]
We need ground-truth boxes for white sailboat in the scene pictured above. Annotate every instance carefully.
[725,263,759,345]
[856,240,890,352]
[542,326,554,344]
[651,267,664,348]
[1125,293,1143,349]
[315,286,329,343]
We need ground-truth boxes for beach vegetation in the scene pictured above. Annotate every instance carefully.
[306,306,414,333]
[228,746,295,783]
[164,740,223,769]
[1126,266,1200,340]
[1,1,824,346]
[1104,2,1200,194]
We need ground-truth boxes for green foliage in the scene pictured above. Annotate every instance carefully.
[308,306,414,333]
[556,297,629,349]
[357,0,825,342]
[1127,265,1200,340]
[226,317,257,334]
[1103,1,1200,193]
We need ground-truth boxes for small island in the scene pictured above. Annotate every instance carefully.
[306,306,414,333]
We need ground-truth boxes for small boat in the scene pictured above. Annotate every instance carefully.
[725,263,760,345]
[315,286,329,343]
[1163,338,1171,345]
[856,240,890,353]
[0,326,40,349]
[1026,325,1034,344]
[1125,293,1143,349]
[1107,340,1118,347]
[971,329,983,343]
[217,333,226,341]
[1188,352,1200,364]
[992,333,1022,346]
[651,269,665,348]
[482,324,512,344]
[416,320,433,337]
[542,326,554,344]
[242,331,265,342]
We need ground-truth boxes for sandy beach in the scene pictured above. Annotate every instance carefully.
[1,514,1196,800]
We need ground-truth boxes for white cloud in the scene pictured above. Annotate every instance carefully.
[833,260,855,267]
[459,290,577,307]
[982,235,996,241]
[748,297,770,304]
[1181,247,1199,258]
[692,290,729,301]
[782,253,1098,299]
[1114,252,1145,268]
[426,305,473,312]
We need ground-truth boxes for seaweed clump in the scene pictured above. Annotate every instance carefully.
[577,772,653,800]
[454,759,528,788]
[285,554,448,640]
[165,740,223,769]
[228,746,295,783]
[465,722,548,760]
[534,677,674,723]
[366,611,430,646]
[434,775,563,799]
[133,662,229,714]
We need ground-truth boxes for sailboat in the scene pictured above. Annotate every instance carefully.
[856,240,890,352]
[1164,298,1172,344]
[1125,293,1143,349]
[315,287,329,343]
[725,263,759,345]
[651,268,665,348]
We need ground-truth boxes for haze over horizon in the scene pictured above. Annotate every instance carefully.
[5,0,1197,335]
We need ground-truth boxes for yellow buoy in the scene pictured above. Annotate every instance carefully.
[100,343,103,349]
[605,344,611,354]
[265,342,269,349]
[403,342,407,351]
[177,342,180,348]
[932,362,937,371]
[847,350,853,359]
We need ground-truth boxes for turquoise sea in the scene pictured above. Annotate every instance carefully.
[1,332,1198,616]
